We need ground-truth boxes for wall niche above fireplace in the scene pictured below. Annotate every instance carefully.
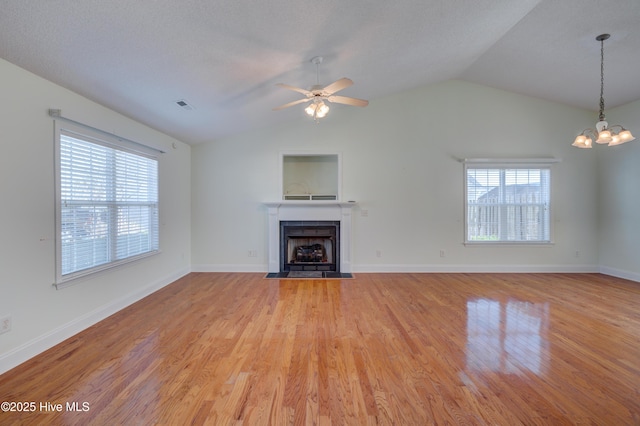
[281,152,341,201]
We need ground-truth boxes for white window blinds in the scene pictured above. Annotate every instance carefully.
[56,127,159,284]
[465,163,551,243]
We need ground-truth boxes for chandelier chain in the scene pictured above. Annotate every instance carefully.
[599,37,605,122]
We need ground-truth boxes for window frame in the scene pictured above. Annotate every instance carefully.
[463,159,555,246]
[54,121,160,287]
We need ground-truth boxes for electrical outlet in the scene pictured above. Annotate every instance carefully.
[0,315,11,334]
[376,250,382,258]
[248,250,257,257]
[440,250,446,258]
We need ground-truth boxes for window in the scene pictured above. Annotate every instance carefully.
[465,161,551,243]
[55,123,159,284]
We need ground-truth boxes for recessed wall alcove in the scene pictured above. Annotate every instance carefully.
[281,152,341,201]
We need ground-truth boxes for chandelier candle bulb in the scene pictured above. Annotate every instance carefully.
[596,129,612,144]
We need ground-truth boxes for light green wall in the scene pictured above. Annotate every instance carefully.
[0,59,192,373]
[597,99,640,280]
[191,80,601,272]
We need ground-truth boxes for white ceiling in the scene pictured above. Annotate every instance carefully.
[2,0,639,145]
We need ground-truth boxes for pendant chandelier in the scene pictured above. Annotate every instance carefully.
[572,34,635,148]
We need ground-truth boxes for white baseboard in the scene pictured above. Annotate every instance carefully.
[0,267,190,376]
[599,265,640,283]
[353,264,600,273]
[191,264,267,273]
[192,263,604,274]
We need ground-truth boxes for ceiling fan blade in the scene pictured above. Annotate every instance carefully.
[322,78,353,95]
[327,95,369,107]
[276,83,312,96]
[272,98,312,111]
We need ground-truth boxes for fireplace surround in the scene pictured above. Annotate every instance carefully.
[264,201,355,277]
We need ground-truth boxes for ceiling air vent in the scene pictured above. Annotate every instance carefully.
[175,99,194,111]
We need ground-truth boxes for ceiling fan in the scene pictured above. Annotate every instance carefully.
[273,56,369,121]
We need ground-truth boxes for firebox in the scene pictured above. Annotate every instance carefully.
[280,221,340,273]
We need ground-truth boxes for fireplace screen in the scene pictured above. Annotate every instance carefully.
[280,221,339,272]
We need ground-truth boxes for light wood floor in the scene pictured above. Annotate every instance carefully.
[1,273,640,425]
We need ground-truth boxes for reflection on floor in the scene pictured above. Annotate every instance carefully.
[466,298,549,375]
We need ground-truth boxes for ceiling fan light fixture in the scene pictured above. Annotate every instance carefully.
[305,104,316,116]
[305,100,330,120]
[572,34,634,149]
[317,102,329,117]
[273,56,368,122]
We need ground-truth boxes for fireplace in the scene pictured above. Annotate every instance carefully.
[280,221,339,273]
[264,201,355,278]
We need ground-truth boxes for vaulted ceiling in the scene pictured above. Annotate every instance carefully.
[2,0,639,144]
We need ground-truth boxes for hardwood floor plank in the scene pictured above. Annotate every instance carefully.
[1,272,640,425]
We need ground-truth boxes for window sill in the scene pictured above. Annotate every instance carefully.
[464,241,555,247]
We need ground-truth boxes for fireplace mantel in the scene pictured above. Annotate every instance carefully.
[264,201,356,207]
[264,201,356,273]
